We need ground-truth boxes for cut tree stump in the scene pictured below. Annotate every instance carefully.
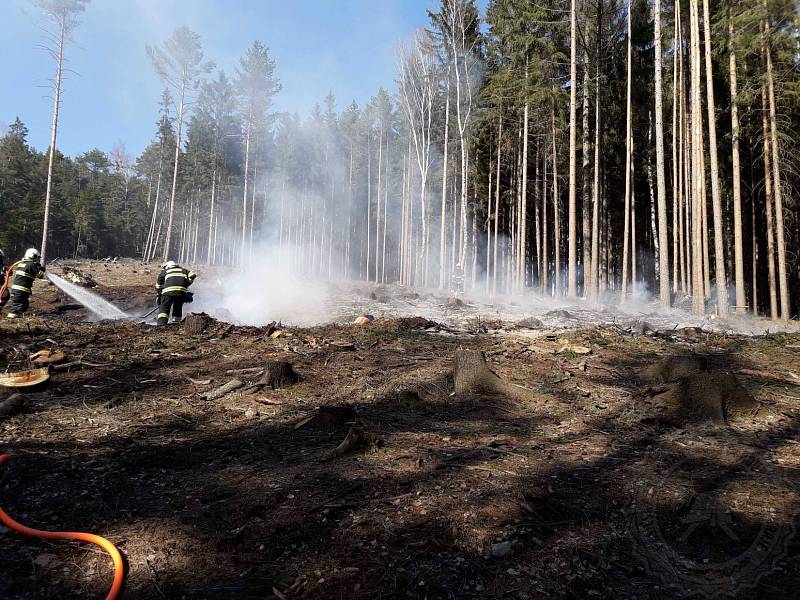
[453,350,537,402]
[184,313,213,335]
[262,361,299,389]
[332,425,382,456]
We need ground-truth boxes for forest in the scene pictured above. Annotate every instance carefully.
[1,0,799,319]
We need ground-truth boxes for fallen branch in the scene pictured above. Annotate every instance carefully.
[225,367,264,377]
[738,368,800,387]
[51,360,109,372]
[203,379,243,401]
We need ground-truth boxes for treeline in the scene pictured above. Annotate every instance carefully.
[0,119,146,259]
[1,0,798,319]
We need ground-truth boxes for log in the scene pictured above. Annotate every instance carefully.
[262,361,299,389]
[453,349,537,402]
[204,378,243,401]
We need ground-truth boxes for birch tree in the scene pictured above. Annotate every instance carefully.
[399,32,437,285]
[36,0,89,263]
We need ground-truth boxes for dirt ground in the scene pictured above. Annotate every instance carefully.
[1,260,799,599]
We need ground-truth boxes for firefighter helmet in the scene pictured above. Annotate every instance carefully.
[24,248,40,261]
[163,260,177,270]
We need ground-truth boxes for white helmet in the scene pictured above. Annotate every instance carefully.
[24,248,40,261]
[0,249,4,259]
[163,260,177,269]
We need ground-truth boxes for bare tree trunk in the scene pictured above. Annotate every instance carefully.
[552,105,561,296]
[690,0,705,315]
[581,48,591,298]
[751,187,758,314]
[654,0,670,307]
[702,0,729,314]
[493,113,502,296]
[206,168,217,264]
[534,145,541,286]
[729,18,745,312]
[542,133,549,295]
[240,114,251,260]
[376,122,383,282]
[366,128,372,280]
[761,82,779,320]
[567,0,578,297]
[440,75,450,290]
[762,9,789,320]
[520,100,529,291]
[41,17,65,263]
[672,0,682,294]
[622,0,633,298]
[590,41,601,301]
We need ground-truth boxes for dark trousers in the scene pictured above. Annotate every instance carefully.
[9,291,29,315]
[157,294,184,325]
[0,287,9,308]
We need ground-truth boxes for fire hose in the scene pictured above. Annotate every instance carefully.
[0,453,125,599]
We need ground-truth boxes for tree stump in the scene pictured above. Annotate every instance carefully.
[184,313,212,335]
[453,350,537,402]
[262,361,299,389]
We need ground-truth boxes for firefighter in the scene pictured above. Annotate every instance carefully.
[5,248,45,319]
[155,260,196,325]
[0,250,9,309]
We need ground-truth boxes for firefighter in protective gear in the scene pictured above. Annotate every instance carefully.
[155,260,196,325]
[5,248,45,319]
[0,250,9,309]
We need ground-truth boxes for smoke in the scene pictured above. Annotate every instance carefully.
[189,242,333,326]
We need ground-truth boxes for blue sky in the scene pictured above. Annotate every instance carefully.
[1,0,471,158]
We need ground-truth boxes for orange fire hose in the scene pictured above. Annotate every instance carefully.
[0,453,125,599]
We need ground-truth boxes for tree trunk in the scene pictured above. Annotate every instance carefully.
[701,0,729,314]
[552,104,560,296]
[621,0,633,298]
[440,75,450,290]
[590,48,601,302]
[493,113,502,296]
[654,0,670,308]
[542,133,549,295]
[762,9,790,320]
[672,0,682,294]
[690,0,705,315]
[761,83,779,320]
[581,47,591,298]
[41,17,65,263]
[567,0,578,297]
[729,18,745,312]
[520,100,529,291]
[240,115,251,260]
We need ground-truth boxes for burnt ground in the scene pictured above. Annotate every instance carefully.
[1,261,799,599]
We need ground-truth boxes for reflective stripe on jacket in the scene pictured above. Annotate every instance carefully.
[10,259,45,295]
[156,266,196,296]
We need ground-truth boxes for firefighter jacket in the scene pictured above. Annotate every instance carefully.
[10,259,45,295]
[155,265,196,297]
